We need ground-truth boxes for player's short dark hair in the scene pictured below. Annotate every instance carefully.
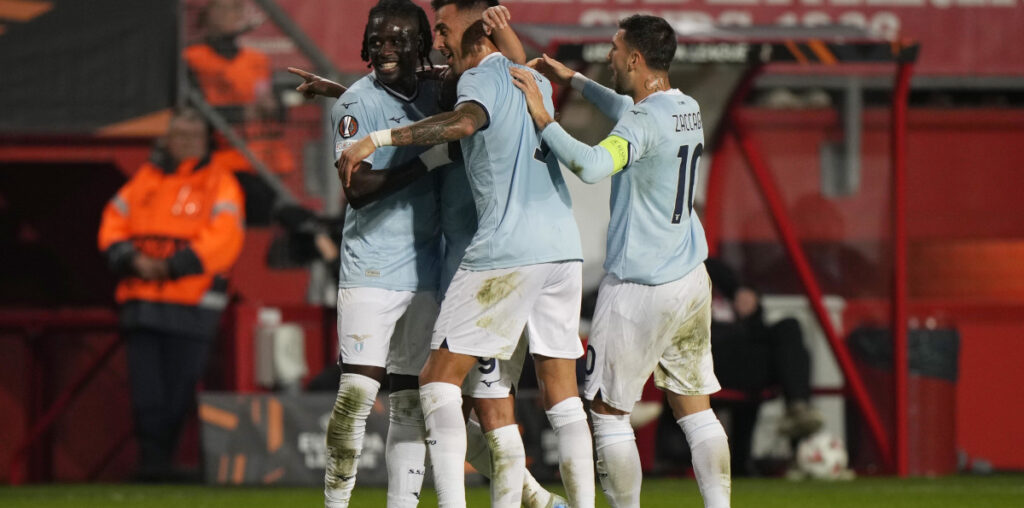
[361,0,434,67]
[618,14,676,72]
[429,0,497,13]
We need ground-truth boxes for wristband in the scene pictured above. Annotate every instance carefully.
[570,72,589,92]
[419,143,453,171]
[369,129,393,148]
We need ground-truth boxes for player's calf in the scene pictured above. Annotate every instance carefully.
[324,373,381,508]
[592,409,642,508]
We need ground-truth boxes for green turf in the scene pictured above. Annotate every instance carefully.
[1,476,1021,507]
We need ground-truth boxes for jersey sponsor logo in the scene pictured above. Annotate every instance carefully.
[629,109,647,116]
[341,101,358,109]
[339,115,359,138]
[389,115,405,124]
[480,379,498,387]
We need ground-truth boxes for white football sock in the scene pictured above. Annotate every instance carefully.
[545,397,595,508]
[592,410,642,508]
[466,418,556,508]
[419,382,466,508]
[521,470,556,508]
[386,389,427,508]
[324,373,380,508]
[678,409,731,508]
[486,424,526,508]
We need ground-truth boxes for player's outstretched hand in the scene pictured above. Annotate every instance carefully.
[527,54,574,87]
[510,67,553,130]
[337,137,376,187]
[288,67,346,99]
[482,5,511,30]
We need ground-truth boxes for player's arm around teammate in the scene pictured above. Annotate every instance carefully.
[513,16,732,508]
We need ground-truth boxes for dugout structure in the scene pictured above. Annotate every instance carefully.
[515,23,919,476]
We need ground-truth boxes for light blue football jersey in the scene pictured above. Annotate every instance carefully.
[453,53,582,270]
[604,88,709,285]
[331,74,442,291]
[437,158,476,294]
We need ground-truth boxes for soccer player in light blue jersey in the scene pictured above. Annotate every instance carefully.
[511,14,732,508]
[319,2,451,507]
[338,2,594,507]
[294,5,568,508]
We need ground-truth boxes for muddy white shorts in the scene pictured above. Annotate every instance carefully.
[583,264,721,412]
[337,287,439,377]
[432,261,583,361]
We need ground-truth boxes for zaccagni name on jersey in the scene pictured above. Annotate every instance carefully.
[673,111,702,132]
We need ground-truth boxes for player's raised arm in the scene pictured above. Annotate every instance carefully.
[530,54,632,121]
[511,66,626,184]
[337,102,486,187]
[484,5,526,64]
[288,67,347,99]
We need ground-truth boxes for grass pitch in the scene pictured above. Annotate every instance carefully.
[1,475,1021,507]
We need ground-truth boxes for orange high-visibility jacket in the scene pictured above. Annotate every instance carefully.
[97,155,245,308]
[184,43,270,107]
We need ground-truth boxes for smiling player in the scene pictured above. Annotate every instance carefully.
[511,14,732,508]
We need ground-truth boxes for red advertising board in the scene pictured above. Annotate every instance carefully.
[239,0,1024,77]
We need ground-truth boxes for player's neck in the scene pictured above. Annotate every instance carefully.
[631,72,670,104]
[391,75,418,98]
[463,42,498,70]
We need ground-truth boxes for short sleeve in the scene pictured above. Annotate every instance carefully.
[331,91,376,166]
[454,69,498,131]
[608,105,654,169]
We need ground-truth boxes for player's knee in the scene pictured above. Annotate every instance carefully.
[474,396,516,432]
[418,382,462,418]
[388,389,424,426]
[388,373,418,392]
[341,363,386,383]
[545,396,587,429]
[591,394,630,416]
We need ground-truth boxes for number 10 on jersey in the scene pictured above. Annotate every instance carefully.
[673,143,703,224]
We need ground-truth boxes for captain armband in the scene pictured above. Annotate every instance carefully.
[598,135,630,174]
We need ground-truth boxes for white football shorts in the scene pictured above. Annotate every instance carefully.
[337,287,439,377]
[462,330,529,399]
[432,261,583,361]
[583,264,721,412]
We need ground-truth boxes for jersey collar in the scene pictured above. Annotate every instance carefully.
[638,88,682,104]
[478,52,502,66]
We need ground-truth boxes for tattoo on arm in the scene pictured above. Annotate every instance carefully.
[391,103,487,146]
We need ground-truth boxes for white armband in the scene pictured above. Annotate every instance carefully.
[369,129,393,148]
[570,72,590,92]
[419,144,453,171]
